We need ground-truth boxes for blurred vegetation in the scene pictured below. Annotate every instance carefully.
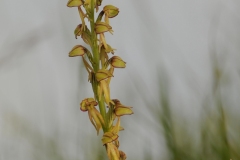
[1,21,239,160]
[151,54,240,160]
[4,53,239,160]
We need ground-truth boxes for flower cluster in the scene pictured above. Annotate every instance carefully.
[67,0,133,159]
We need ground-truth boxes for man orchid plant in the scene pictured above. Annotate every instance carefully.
[67,0,133,159]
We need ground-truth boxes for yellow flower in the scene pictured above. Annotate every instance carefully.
[103,5,119,18]
[108,56,126,68]
[80,98,104,135]
[68,45,88,57]
[112,99,133,116]
[103,5,119,24]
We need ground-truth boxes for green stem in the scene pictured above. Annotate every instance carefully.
[89,0,107,132]
[89,0,99,72]
[98,96,107,131]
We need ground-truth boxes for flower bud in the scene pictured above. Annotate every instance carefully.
[95,22,113,34]
[67,0,83,7]
[108,56,126,68]
[95,69,113,82]
[103,5,119,18]
[69,45,87,57]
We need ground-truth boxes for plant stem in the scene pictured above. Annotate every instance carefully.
[89,0,107,132]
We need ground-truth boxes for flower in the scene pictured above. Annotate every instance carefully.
[108,56,126,68]
[69,45,88,57]
[112,99,133,116]
[103,5,119,18]
[95,22,113,34]
[80,98,104,135]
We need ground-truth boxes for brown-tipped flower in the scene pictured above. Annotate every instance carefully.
[112,99,133,116]
[95,22,113,34]
[80,98,104,135]
[95,69,113,82]
[69,45,88,57]
[108,56,126,68]
[80,98,97,111]
[67,0,83,7]
[103,5,119,18]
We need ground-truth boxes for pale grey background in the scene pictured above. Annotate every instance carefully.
[0,0,240,159]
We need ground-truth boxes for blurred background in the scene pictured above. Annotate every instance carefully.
[0,0,240,159]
